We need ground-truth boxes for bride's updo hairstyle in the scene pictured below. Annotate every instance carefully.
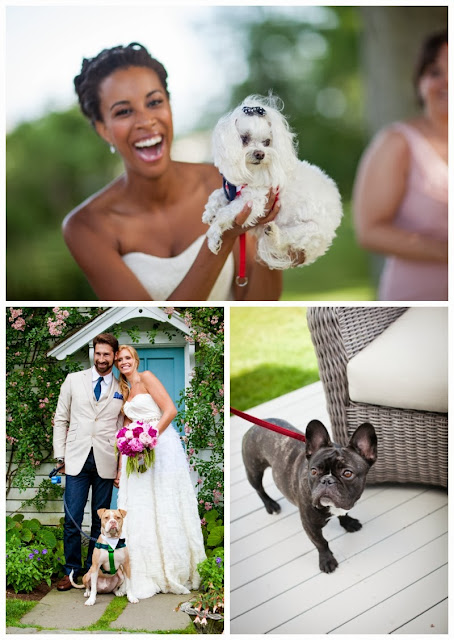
[116,344,141,406]
[74,42,170,126]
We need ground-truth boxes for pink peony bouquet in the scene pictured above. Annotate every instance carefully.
[116,421,159,476]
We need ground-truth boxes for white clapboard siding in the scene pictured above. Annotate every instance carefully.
[6,451,91,528]
[230,383,448,635]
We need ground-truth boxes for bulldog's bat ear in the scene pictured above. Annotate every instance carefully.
[305,419,332,458]
[97,508,107,518]
[119,509,127,518]
[348,423,377,466]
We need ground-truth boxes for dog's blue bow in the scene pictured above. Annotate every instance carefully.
[242,106,266,117]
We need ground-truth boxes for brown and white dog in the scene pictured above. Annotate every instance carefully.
[69,508,138,606]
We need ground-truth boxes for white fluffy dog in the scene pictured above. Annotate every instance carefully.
[202,94,343,269]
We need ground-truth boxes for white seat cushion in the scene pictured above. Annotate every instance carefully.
[347,307,448,413]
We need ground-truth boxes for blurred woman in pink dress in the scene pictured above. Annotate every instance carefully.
[353,30,448,301]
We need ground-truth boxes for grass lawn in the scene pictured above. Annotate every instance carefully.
[282,203,376,301]
[6,599,37,627]
[230,307,319,410]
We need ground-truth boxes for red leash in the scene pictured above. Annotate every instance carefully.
[230,406,306,442]
[236,233,248,287]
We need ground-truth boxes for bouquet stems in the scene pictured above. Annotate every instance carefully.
[125,448,156,476]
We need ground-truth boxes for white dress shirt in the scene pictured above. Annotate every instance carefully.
[92,366,113,400]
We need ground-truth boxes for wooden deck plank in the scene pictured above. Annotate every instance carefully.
[391,598,448,634]
[230,383,448,635]
[273,533,447,634]
[231,486,387,565]
[231,506,447,634]
[230,472,278,502]
[332,565,448,634]
[231,497,297,542]
[231,494,447,622]
[232,486,441,592]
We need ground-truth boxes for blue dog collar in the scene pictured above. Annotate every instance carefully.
[222,175,244,202]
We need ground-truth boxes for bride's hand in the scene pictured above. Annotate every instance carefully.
[114,470,121,489]
[224,188,281,240]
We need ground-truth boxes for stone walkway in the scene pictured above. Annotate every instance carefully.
[8,587,194,634]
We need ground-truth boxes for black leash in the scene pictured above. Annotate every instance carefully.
[63,493,99,544]
[49,465,99,544]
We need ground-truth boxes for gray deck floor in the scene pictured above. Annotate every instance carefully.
[230,382,448,634]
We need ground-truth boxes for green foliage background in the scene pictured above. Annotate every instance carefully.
[7,6,374,301]
[176,308,224,521]
[7,109,119,300]
[215,7,364,197]
[6,307,104,497]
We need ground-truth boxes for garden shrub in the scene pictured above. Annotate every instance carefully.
[6,515,65,593]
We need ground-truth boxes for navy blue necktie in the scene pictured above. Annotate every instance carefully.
[94,376,103,401]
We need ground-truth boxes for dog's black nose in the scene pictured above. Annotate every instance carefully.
[320,474,336,486]
[254,150,265,161]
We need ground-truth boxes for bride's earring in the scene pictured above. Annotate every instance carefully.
[109,144,116,154]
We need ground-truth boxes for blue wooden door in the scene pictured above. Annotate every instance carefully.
[111,346,185,509]
[136,347,185,427]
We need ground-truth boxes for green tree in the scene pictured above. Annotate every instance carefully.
[7,108,120,300]
[199,6,365,197]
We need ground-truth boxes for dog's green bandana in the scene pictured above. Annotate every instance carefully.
[95,538,126,575]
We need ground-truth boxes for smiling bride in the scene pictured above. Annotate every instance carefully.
[64,42,283,301]
[114,344,206,600]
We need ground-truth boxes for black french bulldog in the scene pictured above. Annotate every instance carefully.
[242,419,377,573]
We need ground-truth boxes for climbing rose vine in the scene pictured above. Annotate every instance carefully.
[6,307,105,504]
[174,308,224,520]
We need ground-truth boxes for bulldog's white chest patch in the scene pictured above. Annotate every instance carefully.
[320,498,349,518]
[327,506,349,518]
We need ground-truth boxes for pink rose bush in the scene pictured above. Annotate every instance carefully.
[116,420,159,476]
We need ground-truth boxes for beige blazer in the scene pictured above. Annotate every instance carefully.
[53,369,124,478]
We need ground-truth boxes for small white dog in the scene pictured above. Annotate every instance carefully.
[202,94,343,270]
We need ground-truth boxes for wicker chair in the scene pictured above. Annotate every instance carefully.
[307,307,448,488]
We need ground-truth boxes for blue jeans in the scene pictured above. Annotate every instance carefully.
[63,449,113,577]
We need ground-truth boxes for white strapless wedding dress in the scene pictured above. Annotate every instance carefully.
[117,393,206,599]
[122,235,235,301]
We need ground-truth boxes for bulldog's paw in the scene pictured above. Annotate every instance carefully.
[85,597,96,606]
[83,590,90,598]
[319,550,338,574]
[263,496,281,514]
[127,593,139,604]
[338,514,362,533]
[114,588,126,597]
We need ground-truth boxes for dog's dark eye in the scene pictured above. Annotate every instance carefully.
[241,134,250,146]
[310,468,318,476]
[263,139,271,147]
[342,470,353,478]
